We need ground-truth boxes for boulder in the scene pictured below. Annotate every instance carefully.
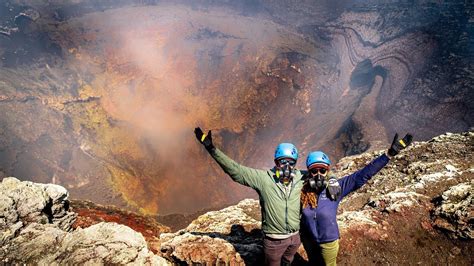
[0,177,77,246]
[0,177,51,225]
[3,222,170,265]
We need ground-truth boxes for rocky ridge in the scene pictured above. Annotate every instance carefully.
[159,131,473,265]
[1,131,472,265]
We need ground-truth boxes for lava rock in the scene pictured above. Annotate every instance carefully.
[0,178,170,265]
[431,181,473,240]
[0,177,76,233]
[4,222,170,265]
[160,199,263,265]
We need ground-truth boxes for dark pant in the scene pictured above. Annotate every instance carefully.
[263,233,301,266]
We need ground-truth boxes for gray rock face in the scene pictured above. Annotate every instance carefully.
[0,176,76,245]
[1,177,49,224]
[0,177,170,265]
[4,222,169,265]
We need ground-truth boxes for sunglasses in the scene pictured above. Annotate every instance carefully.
[278,159,296,166]
[310,168,327,175]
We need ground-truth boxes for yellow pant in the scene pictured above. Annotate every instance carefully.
[319,240,339,266]
[301,234,340,266]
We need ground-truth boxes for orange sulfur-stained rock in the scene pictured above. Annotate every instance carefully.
[70,199,170,253]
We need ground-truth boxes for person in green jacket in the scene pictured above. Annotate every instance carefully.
[194,127,306,266]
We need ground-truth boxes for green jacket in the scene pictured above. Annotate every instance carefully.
[209,148,305,235]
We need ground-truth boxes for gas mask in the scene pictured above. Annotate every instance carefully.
[308,174,326,189]
[276,159,296,185]
[307,167,328,190]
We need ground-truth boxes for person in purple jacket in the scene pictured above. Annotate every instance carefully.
[300,133,413,265]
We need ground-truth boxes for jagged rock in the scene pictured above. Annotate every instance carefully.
[409,164,460,190]
[0,177,50,224]
[0,26,18,37]
[0,178,171,265]
[432,181,473,239]
[3,222,170,265]
[0,221,22,245]
[0,177,76,232]
[3,223,67,262]
[160,232,246,265]
[337,210,377,228]
[2,131,473,265]
[368,190,429,213]
[185,199,261,234]
[40,183,77,231]
[71,199,171,253]
[0,193,18,228]
[337,131,473,210]
[429,131,474,143]
[160,199,263,265]
[14,8,41,23]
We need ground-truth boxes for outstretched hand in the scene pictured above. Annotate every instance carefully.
[327,176,341,201]
[194,127,215,151]
[388,133,413,156]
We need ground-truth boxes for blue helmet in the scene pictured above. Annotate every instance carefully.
[306,151,331,169]
[274,143,298,161]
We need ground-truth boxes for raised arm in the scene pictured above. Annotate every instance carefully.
[338,154,390,198]
[194,127,264,189]
[339,133,413,198]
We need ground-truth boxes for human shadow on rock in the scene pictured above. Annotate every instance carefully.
[190,224,308,265]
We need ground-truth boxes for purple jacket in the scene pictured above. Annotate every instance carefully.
[300,154,389,243]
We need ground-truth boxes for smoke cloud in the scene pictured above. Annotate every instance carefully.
[1,0,472,215]
[60,3,296,214]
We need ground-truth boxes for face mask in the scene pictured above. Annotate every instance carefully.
[308,174,327,190]
[276,162,296,184]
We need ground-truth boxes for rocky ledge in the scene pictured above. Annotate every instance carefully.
[0,177,169,265]
[1,131,473,265]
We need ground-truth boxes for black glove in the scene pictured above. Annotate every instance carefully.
[388,133,413,156]
[194,127,215,151]
[327,176,341,201]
